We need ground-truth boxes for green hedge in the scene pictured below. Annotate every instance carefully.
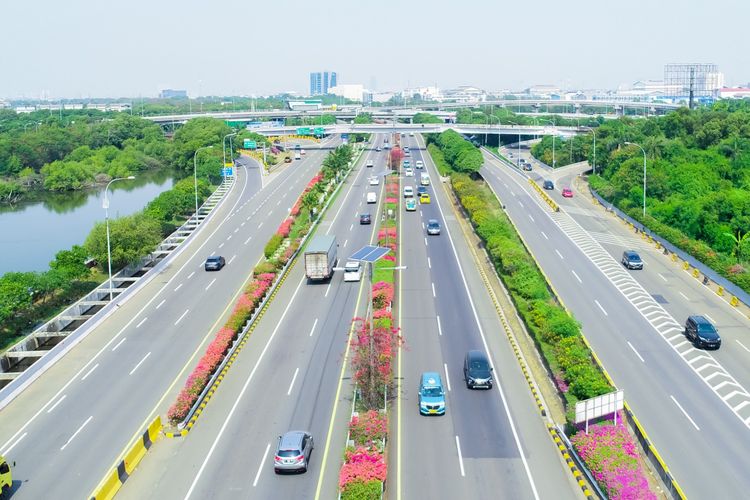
[341,479,382,500]
[263,234,284,259]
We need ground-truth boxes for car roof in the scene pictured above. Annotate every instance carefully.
[420,372,442,386]
[624,250,640,257]
[689,315,712,325]
[279,430,308,448]
[207,255,222,260]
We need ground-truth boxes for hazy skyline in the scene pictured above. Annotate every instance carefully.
[1,0,747,99]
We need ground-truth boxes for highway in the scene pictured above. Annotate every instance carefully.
[0,140,336,499]
[117,137,388,499]
[392,135,579,499]
[482,148,750,498]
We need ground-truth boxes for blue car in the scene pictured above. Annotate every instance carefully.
[419,372,446,415]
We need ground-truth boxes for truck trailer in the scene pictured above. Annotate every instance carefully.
[304,235,337,281]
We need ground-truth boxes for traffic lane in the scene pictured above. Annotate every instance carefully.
[481,162,750,497]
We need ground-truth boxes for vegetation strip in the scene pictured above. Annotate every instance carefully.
[426,130,657,500]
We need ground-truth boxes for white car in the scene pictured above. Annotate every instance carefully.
[403,186,414,198]
[404,168,414,177]
[344,261,362,282]
[369,176,379,186]
[415,160,424,169]
[366,160,374,168]
[367,192,377,204]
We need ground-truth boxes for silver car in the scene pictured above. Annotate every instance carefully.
[274,431,314,473]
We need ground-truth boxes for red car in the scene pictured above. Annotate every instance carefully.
[561,188,574,198]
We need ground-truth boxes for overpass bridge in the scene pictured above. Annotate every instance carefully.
[252,122,581,138]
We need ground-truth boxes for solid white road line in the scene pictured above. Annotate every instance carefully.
[541,231,548,240]
[4,432,26,454]
[183,277,306,500]
[205,279,216,291]
[175,309,189,326]
[671,395,700,430]
[571,270,582,283]
[245,236,252,245]
[431,282,436,297]
[136,317,148,328]
[229,255,237,264]
[188,271,196,279]
[736,340,750,353]
[60,415,93,450]
[174,283,183,292]
[444,363,452,392]
[325,283,332,297]
[129,352,151,376]
[156,299,166,309]
[309,318,318,337]
[112,337,127,351]
[627,341,645,363]
[454,435,466,477]
[253,443,271,487]
[47,395,66,414]
[81,363,99,381]
[436,315,443,336]
[594,300,608,316]
[287,368,300,396]
[555,249,564,259]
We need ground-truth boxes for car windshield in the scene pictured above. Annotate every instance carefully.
[471,361,489,371]
[277,450,300,458]
[421,387,443,397]
[207,257,220,262]
[429,222,439,228]
[627,253,641,261]
[697,323,716,333]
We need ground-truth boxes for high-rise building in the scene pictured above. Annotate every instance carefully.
[309,71,337,96]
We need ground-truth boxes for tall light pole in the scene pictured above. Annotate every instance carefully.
[222,132,238,180]
[103,176,136,301]
[508,121,522,166]
[193,145,213,218]
[586,127,597,175]
[539,118,556,167]
[625,141,647,217]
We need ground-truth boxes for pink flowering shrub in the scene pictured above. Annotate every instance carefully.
[349,318,401,410]
[554,373,569,393]
[167,326,236,424]
[377,228,397,241]
[290,199,302,217]
[385,197,398,205]
[570,422,656,500]
[276,217,293,238]
[339,447,387,490]
[371,282,394,310]
[226,293,254,331]
[349,410,388,446]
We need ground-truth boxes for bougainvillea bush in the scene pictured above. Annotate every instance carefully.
[570,421,656,500]
[349,410,388,448]
[349,318,401,409]
[339,447,386,491]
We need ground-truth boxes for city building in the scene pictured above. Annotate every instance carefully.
[159,89,188,99]
[719,87,750,99]
[328,84,364,102]
[309,71,337,96]
[443,86,487,102]
[401,86,442,101]
[287,99,323,111]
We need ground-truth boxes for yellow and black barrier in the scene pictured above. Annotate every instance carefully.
[528,178,560,212]
[90,416,162,499]
[548,424,595,499]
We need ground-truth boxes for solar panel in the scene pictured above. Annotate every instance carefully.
[349,245,391,263]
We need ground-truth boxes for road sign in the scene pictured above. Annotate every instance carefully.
[244,139,257,150]
[341,133,349,139]
[297,127,311,135]
[314,127,324,136]
[222,167,233,176]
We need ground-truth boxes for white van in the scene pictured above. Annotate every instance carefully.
[415,160,424,169]
[344,261,362,282]
[420,172,430,186]
[367,192,377,204]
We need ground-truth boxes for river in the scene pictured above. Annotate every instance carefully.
[0,169,179,275]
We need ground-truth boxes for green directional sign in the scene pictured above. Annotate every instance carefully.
[313,127,325,137]
[297,127,311,136]
[244,139,257,150]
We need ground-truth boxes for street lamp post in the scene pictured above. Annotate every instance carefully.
[103,176,136,302]
[193,146,214,219]
[587,128,597,175]
[625,141,647,217]
[222,132,238,180]
[508,121,522,166]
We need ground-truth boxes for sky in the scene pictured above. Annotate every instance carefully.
[1,0,748,99]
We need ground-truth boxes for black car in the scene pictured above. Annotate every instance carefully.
[359,213,372,225]
[684,315,721,349]
[621,250,643,270]
[204,255,226,271]
[464,350,493,389]
[522,163,532,171]
[543,179,554,190]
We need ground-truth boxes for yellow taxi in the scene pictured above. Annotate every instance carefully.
[419,193,431,204]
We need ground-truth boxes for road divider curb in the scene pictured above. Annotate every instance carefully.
[90,416,162,499]
[527,178,560,212]
[548,424,595,500]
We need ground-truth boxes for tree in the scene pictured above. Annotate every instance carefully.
[49,245,91,282]
[84,213,163,270]
[724,230,750,263]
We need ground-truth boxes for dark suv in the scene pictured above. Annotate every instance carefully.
[204,255,226,271]
[621,250,643,270]
[464,350,493,389]
[543,179,554,190]
[684,315,721,349]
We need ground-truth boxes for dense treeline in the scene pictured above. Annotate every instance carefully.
[533,101,750,291]
[425,130,483,174]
